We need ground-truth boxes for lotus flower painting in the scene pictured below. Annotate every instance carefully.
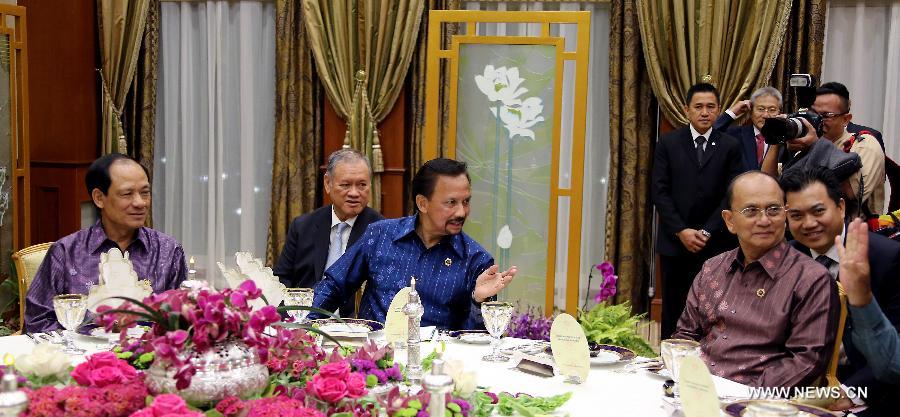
[455,43,556,309]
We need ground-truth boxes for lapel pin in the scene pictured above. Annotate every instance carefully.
[756,288,766,298]
[444,258,452,267]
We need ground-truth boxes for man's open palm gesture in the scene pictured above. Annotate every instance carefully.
[473,265,518,302]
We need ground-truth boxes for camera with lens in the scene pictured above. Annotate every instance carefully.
[759,74,826,145]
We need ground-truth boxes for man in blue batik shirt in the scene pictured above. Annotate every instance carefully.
[311,158,518,329]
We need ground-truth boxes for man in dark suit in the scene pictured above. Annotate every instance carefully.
[713,86,784,171]
[651,82,745,339]
[273,149,384,317]
[781,167,900,415]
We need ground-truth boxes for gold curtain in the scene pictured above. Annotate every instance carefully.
[409,0,459,175]
[120,0,160,227]
[636,0,792,126]
[771,0,827,110]
[605,0,655,311]
[98,0,151,155]
[266,0,324,265]
[302,0,425,210]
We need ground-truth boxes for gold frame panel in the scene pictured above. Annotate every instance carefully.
[424,11,590,315]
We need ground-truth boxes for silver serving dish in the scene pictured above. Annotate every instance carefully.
[145,340,269,408]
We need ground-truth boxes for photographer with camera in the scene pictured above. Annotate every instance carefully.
[760,80,885,215]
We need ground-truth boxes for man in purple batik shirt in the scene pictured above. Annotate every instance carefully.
[25,154,187,333]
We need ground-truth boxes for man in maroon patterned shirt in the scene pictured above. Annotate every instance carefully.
[673,171,839,388]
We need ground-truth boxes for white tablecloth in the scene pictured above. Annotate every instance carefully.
[0,334,751,416]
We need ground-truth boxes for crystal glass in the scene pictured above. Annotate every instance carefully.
[52,294,88,354]
[481,301,514,362]
[283,288,314,323]
[660,338,701,396]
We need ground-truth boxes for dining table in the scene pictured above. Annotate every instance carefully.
[0,331,753,416]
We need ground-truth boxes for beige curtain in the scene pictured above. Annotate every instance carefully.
[409,0,459,177]
[605,0,656,311]
[266,0,324,265]
[771,0,827,110]
[98,0,151,155]
[636,0,792,126]
[302,0,425,210]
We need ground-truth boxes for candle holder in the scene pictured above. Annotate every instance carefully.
[403,277,424,388]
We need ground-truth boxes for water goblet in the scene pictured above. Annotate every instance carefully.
[660,338,701,397]
[481,301,515,362]
[283,288,315,323]
[53,294,88,355]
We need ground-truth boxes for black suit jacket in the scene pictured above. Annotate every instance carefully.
[651,125,745,257]
[713,113,760,171]
[273,205,384,314]
[791,233,900,409]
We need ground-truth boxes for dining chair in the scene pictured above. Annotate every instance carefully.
[11,242,54,332]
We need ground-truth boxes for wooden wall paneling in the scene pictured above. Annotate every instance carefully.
[20,0,100,241]
[321,88,408,219]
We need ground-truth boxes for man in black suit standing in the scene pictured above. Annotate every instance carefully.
[274,149,384,317]
[651,83,745,339]
[713,87,783,171]
[781,167,900,415]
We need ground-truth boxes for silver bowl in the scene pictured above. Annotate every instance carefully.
[145,340,269,408]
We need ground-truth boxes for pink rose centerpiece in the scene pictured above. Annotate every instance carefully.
[131,394,204,417]
[305,361,374,416]
[96,280,282,406]
[21,353,149,417]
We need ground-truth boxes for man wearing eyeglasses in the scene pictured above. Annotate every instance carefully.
[781,167,900,415]
[807,83,886,214]
[273,149,384,317]
[713,87,783,171]
[673,171,839,389]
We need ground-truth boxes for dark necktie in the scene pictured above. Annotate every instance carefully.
[695,136,706,165]
[815,255,837,278]
[755,134,765,165]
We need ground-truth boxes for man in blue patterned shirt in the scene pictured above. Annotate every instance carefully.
[311,158,517,329]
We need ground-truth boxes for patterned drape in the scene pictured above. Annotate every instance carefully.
[409,0,459,176]
[266,0,324,265]
[302,0,425,210]
[121,0,160,226]
[770,0,827,110]
[98,0,151,154]
[636,0,793,126]
[605,0,655,311]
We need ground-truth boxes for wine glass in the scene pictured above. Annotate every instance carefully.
[283,288,315,323]
[53,294,88,355]
[660,338,701,396]
[481,301,514,362]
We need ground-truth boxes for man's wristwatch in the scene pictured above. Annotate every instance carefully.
[699,229,711,239]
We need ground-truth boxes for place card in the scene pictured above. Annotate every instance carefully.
[549,313,589,383]
[384,287,412,345]
[678,355,720,417]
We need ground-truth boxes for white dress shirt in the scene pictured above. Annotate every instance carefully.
[330,206,358,254]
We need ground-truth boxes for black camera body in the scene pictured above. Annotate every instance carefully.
[760,108,825,145]
[759,73,826,145]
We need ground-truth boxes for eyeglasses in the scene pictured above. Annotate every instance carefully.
[753,106,780,115]
[819,111,848,120]
[736,205,785,219]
